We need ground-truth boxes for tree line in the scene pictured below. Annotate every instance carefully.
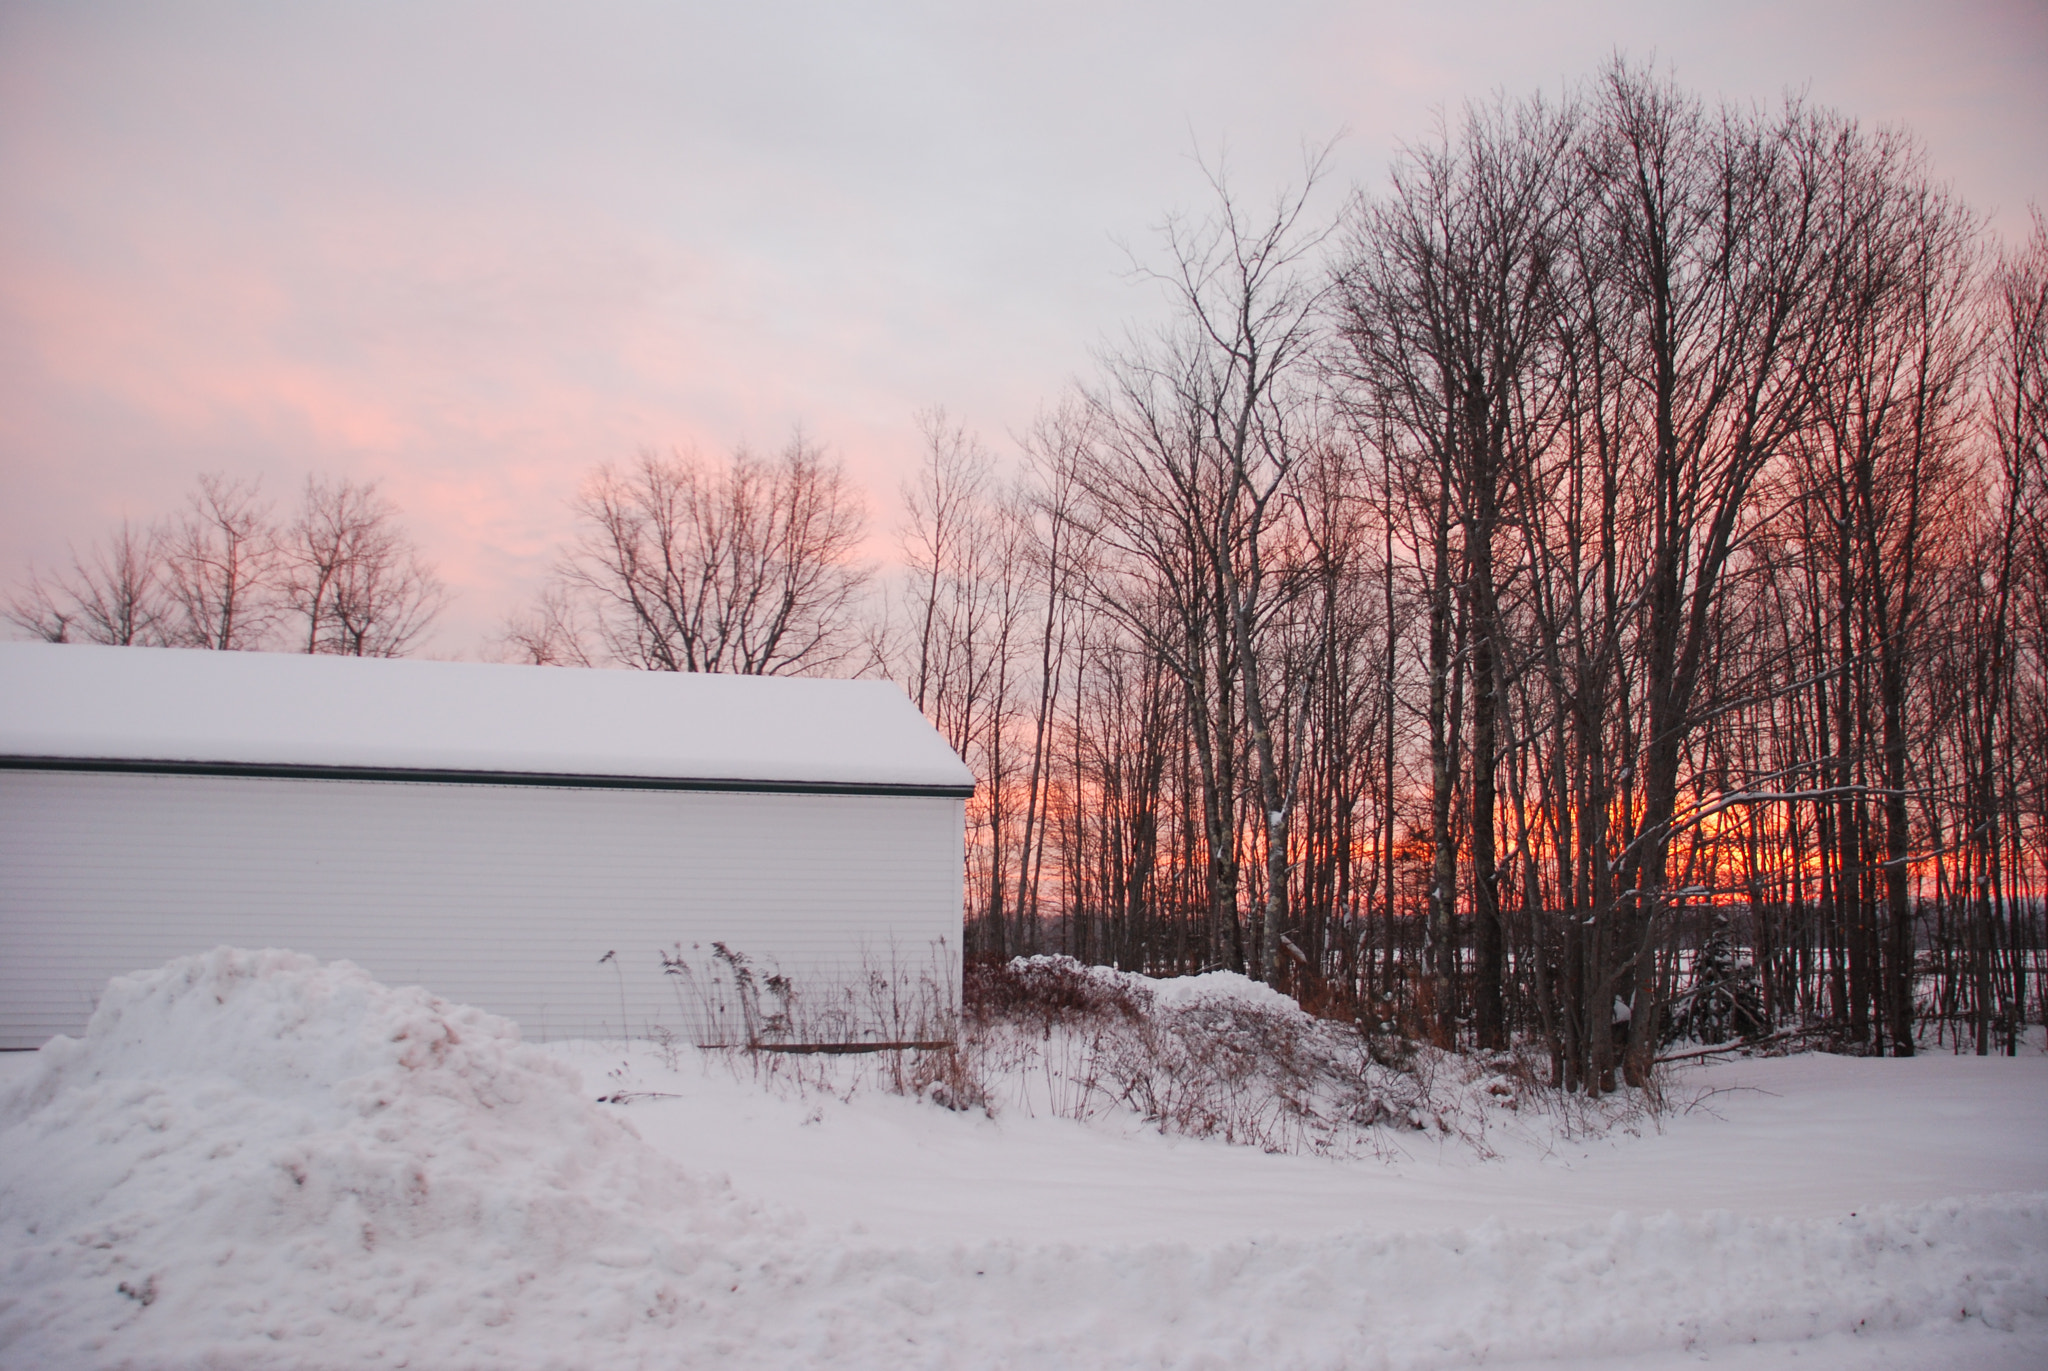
[8,474,444,657]
[14,62,2043,1089]
[847,61,2040,1089]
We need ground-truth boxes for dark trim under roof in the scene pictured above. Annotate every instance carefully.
[0,755,976,800]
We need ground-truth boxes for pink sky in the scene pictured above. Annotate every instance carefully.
[4,0,2043,656]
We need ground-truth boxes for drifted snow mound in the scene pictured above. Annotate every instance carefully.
[0,948,777,1369]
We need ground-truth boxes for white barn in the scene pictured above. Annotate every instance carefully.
[0,642,973,1051]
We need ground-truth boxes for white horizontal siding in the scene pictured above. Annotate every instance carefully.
[0,770,963,1049]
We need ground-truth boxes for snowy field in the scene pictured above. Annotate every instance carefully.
[1,949,2043,1369]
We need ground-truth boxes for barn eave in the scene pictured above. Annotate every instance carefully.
[0,754,977,799]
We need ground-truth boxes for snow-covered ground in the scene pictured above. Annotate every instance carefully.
[2,948,2043,1369]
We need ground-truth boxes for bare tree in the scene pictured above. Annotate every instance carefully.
[281,477,445,657]
[1077,153,1334,984]
[4,519,166,645]
[1584,67,1842,1084]
[1966,208,2048,1054]
[1011,404,1091,957]
[160,474,280,650]
[1794,130,1981,1056]
[1334,90,1583,1046]
[496,584,595,666]
[901,409,996,715]
[560,433,871,674]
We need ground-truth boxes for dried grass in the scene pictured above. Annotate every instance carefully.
[636,949,1657,1157]
[957,957,1658,1158]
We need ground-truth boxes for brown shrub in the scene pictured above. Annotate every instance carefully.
[964,956,1151,1035]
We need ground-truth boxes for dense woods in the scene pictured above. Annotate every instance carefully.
[13,63,2043,1087]
[881,64,2047,1086]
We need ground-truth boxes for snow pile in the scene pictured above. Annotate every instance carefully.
[963,956,1598,1156]
[4,950,2043,1369]
[0,948,774,1369]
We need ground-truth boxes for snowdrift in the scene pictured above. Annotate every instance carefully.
[0,948,775,1368]
[2,949,2043,1370]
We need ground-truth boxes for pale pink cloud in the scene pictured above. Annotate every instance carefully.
[3,0,2041,656]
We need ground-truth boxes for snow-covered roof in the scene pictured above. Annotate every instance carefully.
[0,642,974,795]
